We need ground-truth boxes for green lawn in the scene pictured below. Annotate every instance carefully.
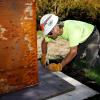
[85,68,100,85]
[74,60,100,85]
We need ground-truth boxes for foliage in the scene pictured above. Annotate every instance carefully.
[36,0,100,26]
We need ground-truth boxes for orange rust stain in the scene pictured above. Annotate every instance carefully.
[0,0,38,94]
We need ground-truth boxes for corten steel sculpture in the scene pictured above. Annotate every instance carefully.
[0,0,38,94]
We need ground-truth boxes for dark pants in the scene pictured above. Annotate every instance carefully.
[74,27,100,68]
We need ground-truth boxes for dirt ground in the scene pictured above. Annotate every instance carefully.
[37,35,70,60]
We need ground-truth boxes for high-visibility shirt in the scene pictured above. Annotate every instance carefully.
[45,20,94,47]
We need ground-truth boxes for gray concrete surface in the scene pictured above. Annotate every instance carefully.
[48,72,99,100]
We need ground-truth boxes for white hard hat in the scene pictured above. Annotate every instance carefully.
[40,14,58,35]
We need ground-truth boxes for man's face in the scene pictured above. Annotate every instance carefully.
[48,25,61,39]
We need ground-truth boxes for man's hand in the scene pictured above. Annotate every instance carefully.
[48,63,62,72]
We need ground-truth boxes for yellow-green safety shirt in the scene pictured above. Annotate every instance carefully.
[45,20,94,47]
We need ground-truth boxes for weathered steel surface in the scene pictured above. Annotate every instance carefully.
[0,0,38,94]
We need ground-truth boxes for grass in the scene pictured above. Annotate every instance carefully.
[73,60,100,85]
[63,61,100,85]
[85,68,100,85]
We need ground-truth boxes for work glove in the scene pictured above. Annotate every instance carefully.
[41,54,46,67]
[48,63,62,72]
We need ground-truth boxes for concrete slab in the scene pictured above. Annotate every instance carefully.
[0,63,75,100]
[48,72,99,100]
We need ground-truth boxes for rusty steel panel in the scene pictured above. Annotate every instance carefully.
[0,0,38,94]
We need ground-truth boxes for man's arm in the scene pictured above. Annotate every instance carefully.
[61,46,78,67]
[41,38,48,66]
[41,38,48,54]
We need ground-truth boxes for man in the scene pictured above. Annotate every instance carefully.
[40,14,100,72]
